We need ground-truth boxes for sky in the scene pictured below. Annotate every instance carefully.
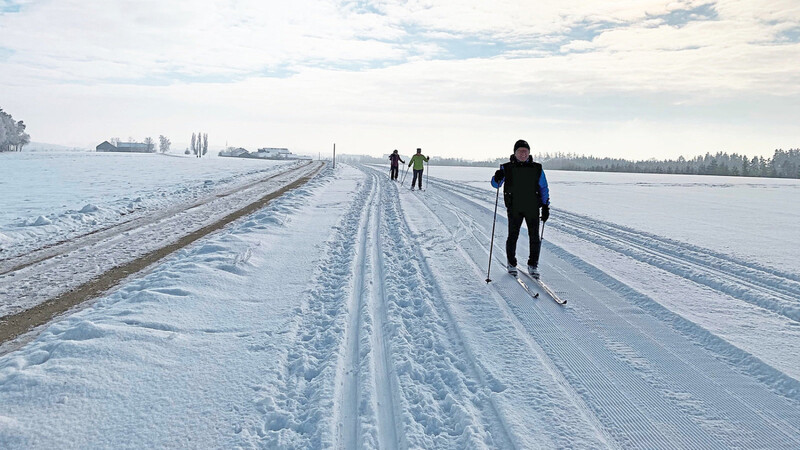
[1,0,799,160]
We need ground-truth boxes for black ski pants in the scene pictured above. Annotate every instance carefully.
[411,169,423,189]
[390,165,399,180]
[506,209,541,268]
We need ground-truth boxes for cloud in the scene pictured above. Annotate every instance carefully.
[1,0,799,159]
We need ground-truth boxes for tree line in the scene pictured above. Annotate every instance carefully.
[0,108,30,152]
[345,148,800,179]
[529,149,800,179]
[108,136,171,153]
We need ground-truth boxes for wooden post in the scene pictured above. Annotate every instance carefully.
[333,143,336,169]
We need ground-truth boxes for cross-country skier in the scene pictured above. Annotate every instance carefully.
[408,148,429,190]
[490,139,550,278]
[389,149,405,180]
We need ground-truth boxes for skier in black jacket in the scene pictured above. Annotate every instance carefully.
[490,139,550,278]
[388,149,405,180]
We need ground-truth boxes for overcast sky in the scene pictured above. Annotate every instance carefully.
[2,0,798,160]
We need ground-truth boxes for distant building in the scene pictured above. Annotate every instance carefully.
[218,146,311,160]
[256,147,291,159]
[96,141,154,153]
[219,147,250,157]
[96,141,116,152]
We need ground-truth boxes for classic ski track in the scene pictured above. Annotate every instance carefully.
[551,213,800,320]
[427,177,800,320]
[420,175,800,448]
[259,167,371,448]
[370,172,405,449]
[337,171,377,449]
[375,168,518,448]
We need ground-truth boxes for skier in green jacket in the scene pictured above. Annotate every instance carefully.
[408,148,430,190]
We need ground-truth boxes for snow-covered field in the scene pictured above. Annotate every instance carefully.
[1,154,799,448]
[435,166,800,275]
[0,152,294,259]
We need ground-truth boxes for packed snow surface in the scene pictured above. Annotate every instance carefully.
[1,154,799,448]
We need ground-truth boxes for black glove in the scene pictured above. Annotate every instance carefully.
[541,205,550,223]
[493,169,504,183]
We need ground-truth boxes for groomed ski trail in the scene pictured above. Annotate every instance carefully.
[402,172,800,448]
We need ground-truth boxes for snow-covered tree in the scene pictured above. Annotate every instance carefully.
[202,133,208,156]
[191,133,197,157]
[143,137,155,153]
[158,135,171,153]
[0,108,30,152]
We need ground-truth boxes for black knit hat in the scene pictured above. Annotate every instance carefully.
[514,139,530,151]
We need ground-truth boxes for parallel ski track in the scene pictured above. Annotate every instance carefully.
[371,167,518,448]
[259,167,371,448]
[420,175,800,448]
[426,177,800,322]
[338,170,404,449]
[552,211,800,320]
[338,171,377,449]
[370,172,405,450]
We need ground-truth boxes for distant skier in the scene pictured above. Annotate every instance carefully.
[408,148,430,190]
[490,139,550,278]
[389,149,405,181]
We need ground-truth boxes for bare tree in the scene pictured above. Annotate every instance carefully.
[158,135,171,153]
[191,133,197,157]
[109,137,120,147]
[143,136,155,153]
[202,133,208,156]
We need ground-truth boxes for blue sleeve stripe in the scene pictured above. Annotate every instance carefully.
[539,171,550,206]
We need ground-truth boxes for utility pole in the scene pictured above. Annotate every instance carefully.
[333,143,336,169]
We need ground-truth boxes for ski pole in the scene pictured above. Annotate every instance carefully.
[486,187,501,283]
[425,159,429,190]
[538,218,546,260]
[401,164,410,186]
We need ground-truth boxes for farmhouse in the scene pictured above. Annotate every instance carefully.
[256,147,291,159]
[96,141,154,153]
[218,147,250,157]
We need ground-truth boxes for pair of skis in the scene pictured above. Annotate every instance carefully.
[513,269,567,305]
